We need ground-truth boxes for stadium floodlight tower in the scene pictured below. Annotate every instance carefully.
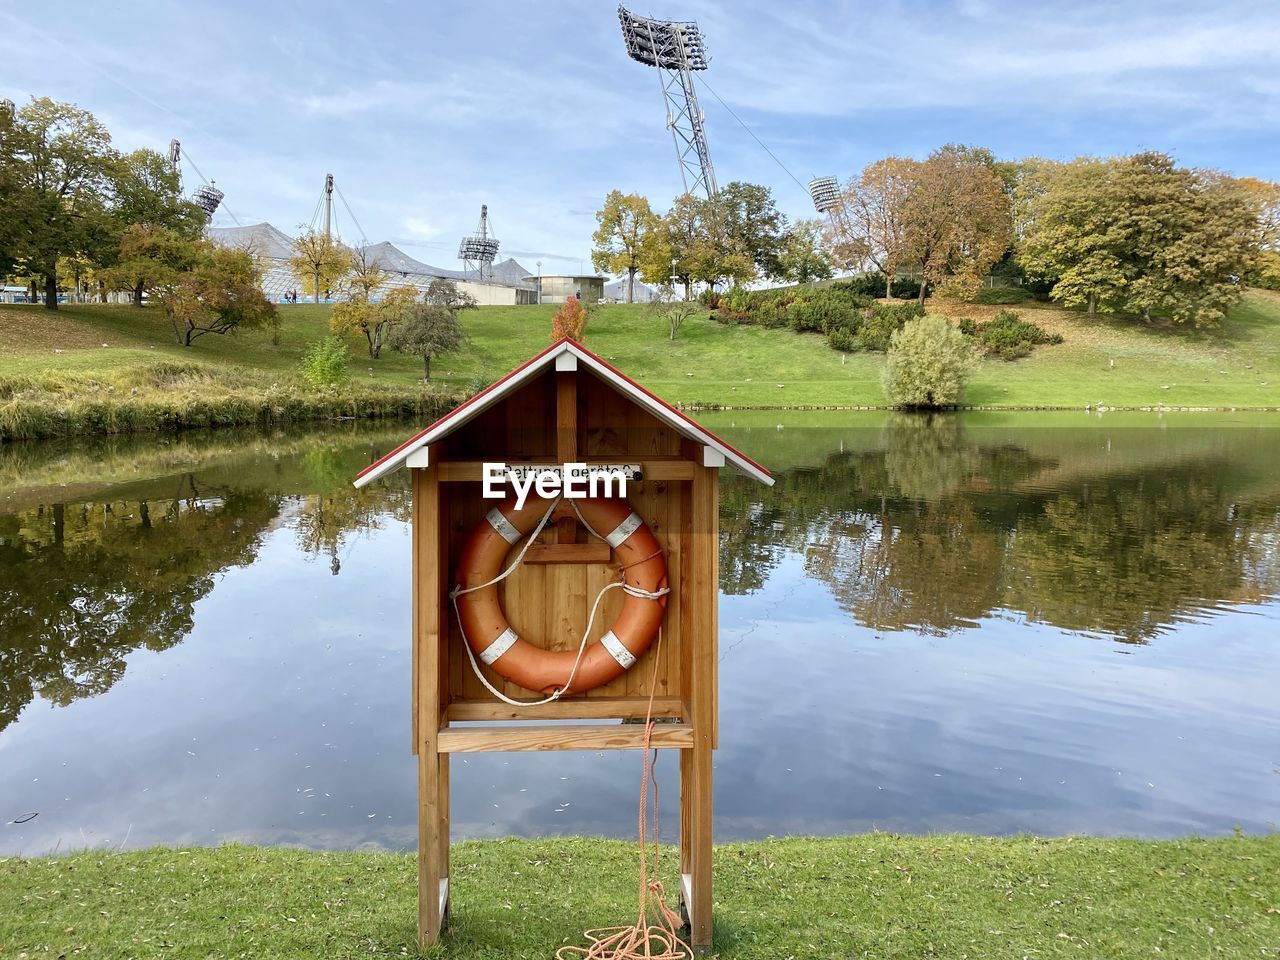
[618,5,718,198]
[168,138,224,221]
[457,204,500,281]
[808,177,841,216]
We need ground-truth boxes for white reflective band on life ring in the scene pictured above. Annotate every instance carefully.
[480,627,519,665]
[486,507,521,545]
[605,512,643,549]
[599,630,637,669]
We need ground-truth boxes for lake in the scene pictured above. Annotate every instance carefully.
[1,411,1277,854]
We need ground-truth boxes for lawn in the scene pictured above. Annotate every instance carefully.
[2,835,1276,958]
[1,291,1278,439]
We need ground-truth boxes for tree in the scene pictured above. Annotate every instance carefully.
[159,243,279,346]
[715,181,788,280]
[1234,177,1280,289]
[1,98,117,309]
[424,276,478,310]
[649,286,701,340]
[550,296,589,342]
[591,190,658,303]
[330,284,417,359]
[348,245,388,300]
[99,224,203,307]
[637,192,756,296]
[881,314,975,408]
[833,157,917,295]
[1020,153,1258,325]
[777,219,834,284]
[901,145,1012,305]
[112,149,203,234]
[388,281,472,381]
[289,228,351,303]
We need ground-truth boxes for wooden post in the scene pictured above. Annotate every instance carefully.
[415,460,449,946]
[681,460,717,949]
[555,370,577,543]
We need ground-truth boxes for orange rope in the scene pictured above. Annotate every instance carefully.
[555,631,692,960]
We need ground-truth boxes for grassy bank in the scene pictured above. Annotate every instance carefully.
[2,292,1279,440]
[2,835,1277,958]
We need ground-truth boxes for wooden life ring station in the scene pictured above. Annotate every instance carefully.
[353,337,771,951]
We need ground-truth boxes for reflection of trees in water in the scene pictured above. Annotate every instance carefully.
[290,445,409,574]
[0,480,281,732]
[720,418,1280,642]
[0,438,410,729]
[1005,481,1280,643]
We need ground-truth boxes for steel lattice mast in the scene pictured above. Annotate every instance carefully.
[618,5,717,198]
[458,205,499,280]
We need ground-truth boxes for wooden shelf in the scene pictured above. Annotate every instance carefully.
[436,722,695,753]
[447,696,683,722]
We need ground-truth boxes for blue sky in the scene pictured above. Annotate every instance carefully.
[3,0,1278,272]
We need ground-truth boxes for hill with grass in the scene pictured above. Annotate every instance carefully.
[2,292,1279,439]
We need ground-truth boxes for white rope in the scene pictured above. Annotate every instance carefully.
[450,497,669,708]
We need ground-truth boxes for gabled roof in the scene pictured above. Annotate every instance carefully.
[353,338,773,488]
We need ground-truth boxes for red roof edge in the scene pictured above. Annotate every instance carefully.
[573,342,772,480]
[354,336,771,482]
[354,338,571,481]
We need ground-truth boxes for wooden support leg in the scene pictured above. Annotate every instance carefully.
[680,740,713,950]
[418,743,449,945]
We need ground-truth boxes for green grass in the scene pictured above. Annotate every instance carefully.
[1,292,1279,440]
[2,836,1276,958]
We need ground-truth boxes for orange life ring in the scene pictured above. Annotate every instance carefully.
[454,496,668,695]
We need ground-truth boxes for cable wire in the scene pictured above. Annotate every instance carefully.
[335,184,369,247]
[182,149,242,226]
[695,74,810,194]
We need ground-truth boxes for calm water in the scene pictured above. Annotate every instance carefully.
[1,412,1277,854]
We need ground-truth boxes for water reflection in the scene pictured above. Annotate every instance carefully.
[0,413,1277,851]
[0,427,409,736]
[717,413,1280,641]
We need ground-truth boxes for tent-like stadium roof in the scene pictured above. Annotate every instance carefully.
[207,222,535,291]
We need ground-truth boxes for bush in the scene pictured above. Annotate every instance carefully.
[550,296,589,342]
[827,327,857,352]
[962,309,1064,360]
[697,289,721,308]
[882,315,975,408]
[972,285,1031,305]
[788,288,866,334]
[853,301,925,352]
[837,273,889,297]
[835,273,921,300]
[301,336,350,386]
[893,278,922,300]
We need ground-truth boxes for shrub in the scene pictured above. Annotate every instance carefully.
[889,276,922,300]
[972,285,1031,305]
[827,327,857,353]
[697,289,721,308]
[882,315,975,408]
[550,296,588,342]
[962,309,1063,360]
[301,336,350,386]
[787,288,863,334]
[837,273,889,297]
[854,300,925,352]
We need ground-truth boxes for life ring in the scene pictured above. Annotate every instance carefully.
[454,496,668,695]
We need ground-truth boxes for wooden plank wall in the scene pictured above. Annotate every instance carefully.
[440,368,693,710]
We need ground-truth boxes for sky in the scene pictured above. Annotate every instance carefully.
[3,0,1279,274]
